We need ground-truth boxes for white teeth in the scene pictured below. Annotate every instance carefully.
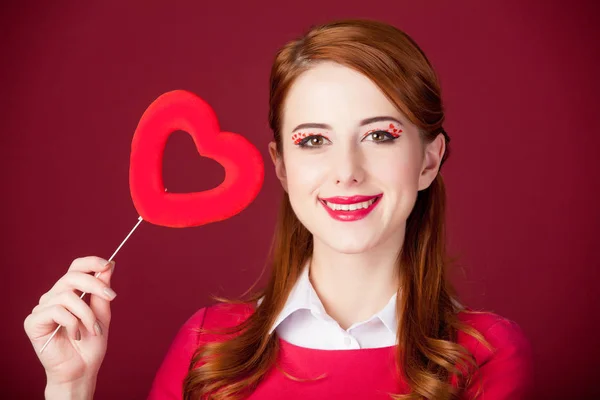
[324,198,377,211]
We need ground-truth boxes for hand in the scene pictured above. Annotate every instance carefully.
[24,256,117,392]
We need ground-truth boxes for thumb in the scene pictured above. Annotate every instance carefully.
[89,260,116,330]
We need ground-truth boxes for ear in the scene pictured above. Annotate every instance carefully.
[268,141,288,193]
[418,133,446,191]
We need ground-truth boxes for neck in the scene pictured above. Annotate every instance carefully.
[308,230,404,330]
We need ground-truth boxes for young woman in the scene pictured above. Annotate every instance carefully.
[25,19,533,399]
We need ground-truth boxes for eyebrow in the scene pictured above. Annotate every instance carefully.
[291,116,403,133]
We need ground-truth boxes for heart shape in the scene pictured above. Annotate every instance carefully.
[129,90,264,228]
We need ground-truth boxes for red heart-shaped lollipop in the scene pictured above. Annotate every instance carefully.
[129,90,264,228]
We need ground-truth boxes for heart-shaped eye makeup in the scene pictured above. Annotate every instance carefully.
[129,90,264,228]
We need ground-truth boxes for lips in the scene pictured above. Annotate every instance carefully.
[319,194,382,222]
[319,194,380,204]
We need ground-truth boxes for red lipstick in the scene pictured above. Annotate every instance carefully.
[320,194,379,204]
[319,194,382,222]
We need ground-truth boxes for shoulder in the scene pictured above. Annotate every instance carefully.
[172,301,256,344]
[456,308,532,359]
[180,301,256,329]
[455,308,534,398]
[147,302,255,399]
[198,301,256,336]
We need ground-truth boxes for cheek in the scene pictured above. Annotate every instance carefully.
[284,154,326,192]
[367,150,421,188]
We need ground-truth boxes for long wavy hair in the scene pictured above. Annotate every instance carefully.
[183,19,493,400]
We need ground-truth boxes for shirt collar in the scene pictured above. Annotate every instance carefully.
[260,260,399,336]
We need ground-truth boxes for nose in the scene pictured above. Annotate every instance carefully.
[332,143,365,186]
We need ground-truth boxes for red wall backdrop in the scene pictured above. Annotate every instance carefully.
[2,1,598,399]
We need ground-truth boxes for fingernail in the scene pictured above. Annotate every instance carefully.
[94,321,103,336]
[110,261,116,274]
[75,330,81,341]
[103,287,117,300]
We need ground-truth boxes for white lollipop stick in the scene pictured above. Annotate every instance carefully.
[39,215,145,354]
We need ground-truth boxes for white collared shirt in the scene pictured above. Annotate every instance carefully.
[257,262,399,350]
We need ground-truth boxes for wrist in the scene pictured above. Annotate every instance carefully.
[45,376,96,400]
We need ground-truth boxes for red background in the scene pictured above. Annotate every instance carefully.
[2,1,598,399]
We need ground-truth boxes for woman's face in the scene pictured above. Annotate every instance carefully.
[269,61,445,254]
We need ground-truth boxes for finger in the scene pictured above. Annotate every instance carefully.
[68,256,112,273]
[89,261,115,329]
[39,259,114,305]
[44,268,117,306]
[25,304,80,342]
[41,291,100,336]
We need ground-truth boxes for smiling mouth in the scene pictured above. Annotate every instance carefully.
[318,195,382,222]
[321,196,380,211]
[318,194,382,210]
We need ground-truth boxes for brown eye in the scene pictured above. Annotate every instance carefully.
[363,130,397,143]
[371,132,385,141]
[297,134,331,148]
[310,136,324,145]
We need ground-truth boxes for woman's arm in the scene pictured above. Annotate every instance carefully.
[465,318,534,399]
[147,307,207,400]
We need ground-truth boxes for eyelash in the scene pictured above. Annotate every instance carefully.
[294,129,401,148]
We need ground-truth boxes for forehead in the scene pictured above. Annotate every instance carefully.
[282,62,401,132]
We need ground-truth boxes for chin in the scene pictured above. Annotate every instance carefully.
[320,234,380,254]
[332,244,374,255]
